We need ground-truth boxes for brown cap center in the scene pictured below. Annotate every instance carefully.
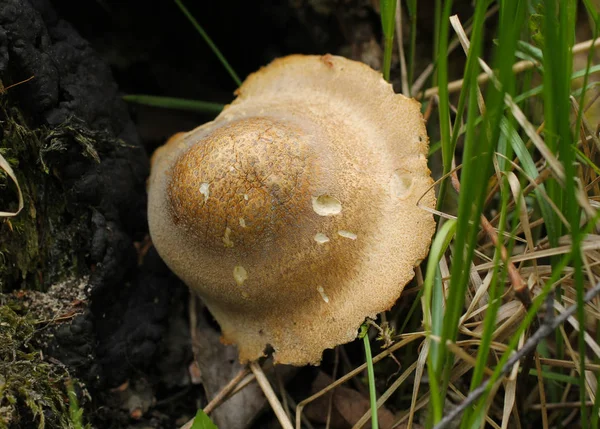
[167,117,313,253]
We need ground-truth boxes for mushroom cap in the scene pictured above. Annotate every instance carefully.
[148,54,436,365]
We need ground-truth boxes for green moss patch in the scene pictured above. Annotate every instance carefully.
[0,304,72,428]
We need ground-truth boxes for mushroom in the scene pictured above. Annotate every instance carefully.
[147,54,436,366]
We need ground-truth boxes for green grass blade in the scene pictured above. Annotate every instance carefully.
[499,118,557,242]
[433,1,526,424]
[526,369,580,384]
[513,64,600,103]
[406,0,418,90]
[466,252,575,425]
[541,1,587,423]
[434,0,490,402]
[174,0,242,86]
[360,324,379,429]
[516,40,544,65]
[123,95,225,114]
[464,212,600,427]
[433,0,453,214]
[462,183,511,427]
[423,219,456,423]
[592,370,600,428]
[423,219,457,370]
[380,0,397,81]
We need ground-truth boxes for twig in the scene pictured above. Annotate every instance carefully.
[250,361,294,429]
[433,280,600,429]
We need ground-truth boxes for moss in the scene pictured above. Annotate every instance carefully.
[0,103,93,293]
[0,305,76,429]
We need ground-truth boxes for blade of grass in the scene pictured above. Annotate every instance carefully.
[434,252,575,429]
[423,219,457,366]
[174,0,241,86]
[499,115,558,255]
[431,2,492,421]
[455,208,600,429]
[123,95,225,114]
[380,0,397,81]
[433,0,453,215]
[423,219,457,423]
[360,324,378,429]
[406,0,417,91]
[465,171,523,428]
[541,1,587,424]
[462,178,512,427]
[592,370,600,428]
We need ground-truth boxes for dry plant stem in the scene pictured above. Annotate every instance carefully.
[407,336,430,428]
[295,334,424,429]
[284,393,316,429]
[572,95,600,154]
[352,361,419,429]
[433,280,600,429]
[276,369,292,421]
[534,353,549,429]
[411,64,434,97]
[448,383,502,429]
[229,373,256,396]
[420,37,600,99]
[394,0,409,97]
[447,14,532,315]
[449,171,530,302]
[539,357,600,371]
[249,361,294,429]
[189,292,199,349]
[410,4,499,97]
[325,349,340,429]
[530,401,595,410]
[204,366,250,415]
[179,367,251,429]
[561,408,580,427]
[0,152,24,217]
[0,75,35,93]
[339,347,369,395]
[422,95,436,123]
[475,240,600,271]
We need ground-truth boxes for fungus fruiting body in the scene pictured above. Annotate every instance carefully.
[148,54,436,365]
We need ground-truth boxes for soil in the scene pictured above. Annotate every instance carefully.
[0,1,441,428]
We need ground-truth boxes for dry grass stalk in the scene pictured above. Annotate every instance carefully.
[295,334,425,429]
[420,38,600,99]
[250,361,294,429]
